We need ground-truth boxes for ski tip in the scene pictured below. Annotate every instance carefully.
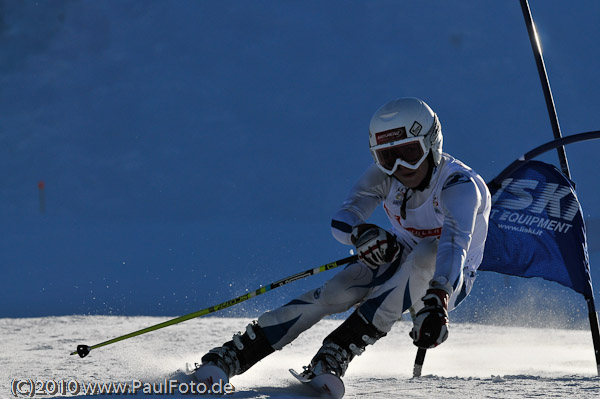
[311,373,345,399]
[192,363,229,386]
[289,368,309,383]
[165,367,196,384]
[185,362,197,375]
[290,369,345,398]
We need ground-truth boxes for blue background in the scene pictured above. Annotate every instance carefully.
[2,1,599,326]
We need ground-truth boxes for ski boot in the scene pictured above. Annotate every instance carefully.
[291,310,386,398]
[298,341,351,380]
[193,321,274,385]
[290,341,348,398]
[306,310,386,378]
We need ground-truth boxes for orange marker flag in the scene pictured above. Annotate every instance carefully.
[38,181,46,213]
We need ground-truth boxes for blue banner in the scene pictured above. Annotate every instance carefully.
[480,161,593,297]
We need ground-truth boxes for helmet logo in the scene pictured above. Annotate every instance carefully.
[409,121,422,136]
[375,127,406,144]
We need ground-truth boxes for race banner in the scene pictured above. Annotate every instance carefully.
[480,160,593,297]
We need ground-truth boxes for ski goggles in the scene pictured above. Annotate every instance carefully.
[370,136,428,174]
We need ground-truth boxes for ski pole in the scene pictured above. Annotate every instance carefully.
[412,348,427,378]
[408,306,427,377]
[71,254,358,358]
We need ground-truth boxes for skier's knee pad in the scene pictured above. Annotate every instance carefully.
[317,262,373,307]
[407,237,438,277]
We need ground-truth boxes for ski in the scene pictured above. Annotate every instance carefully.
[189,362,229,386]
[289,368,345,399]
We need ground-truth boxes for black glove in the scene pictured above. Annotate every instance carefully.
[410,282,450,349]
[351,224,400,269]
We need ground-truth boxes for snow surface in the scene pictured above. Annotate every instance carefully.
[2,316,598,398]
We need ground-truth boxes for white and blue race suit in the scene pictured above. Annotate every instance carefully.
[258,153,491,350]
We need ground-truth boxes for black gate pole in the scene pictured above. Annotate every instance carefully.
[520,0,600,375]
[519,0,570,178]
[586,296,600,375]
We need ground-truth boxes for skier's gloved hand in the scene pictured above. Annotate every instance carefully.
[351,223,400,269]
[410,277,451,349]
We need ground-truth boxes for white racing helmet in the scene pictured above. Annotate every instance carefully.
[369,98,442,175]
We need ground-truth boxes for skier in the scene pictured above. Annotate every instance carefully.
[194,97,491,390]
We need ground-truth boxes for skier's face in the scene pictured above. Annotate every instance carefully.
[392,155,430,188]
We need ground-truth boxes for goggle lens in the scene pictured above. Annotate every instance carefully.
[375,141,425,171]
